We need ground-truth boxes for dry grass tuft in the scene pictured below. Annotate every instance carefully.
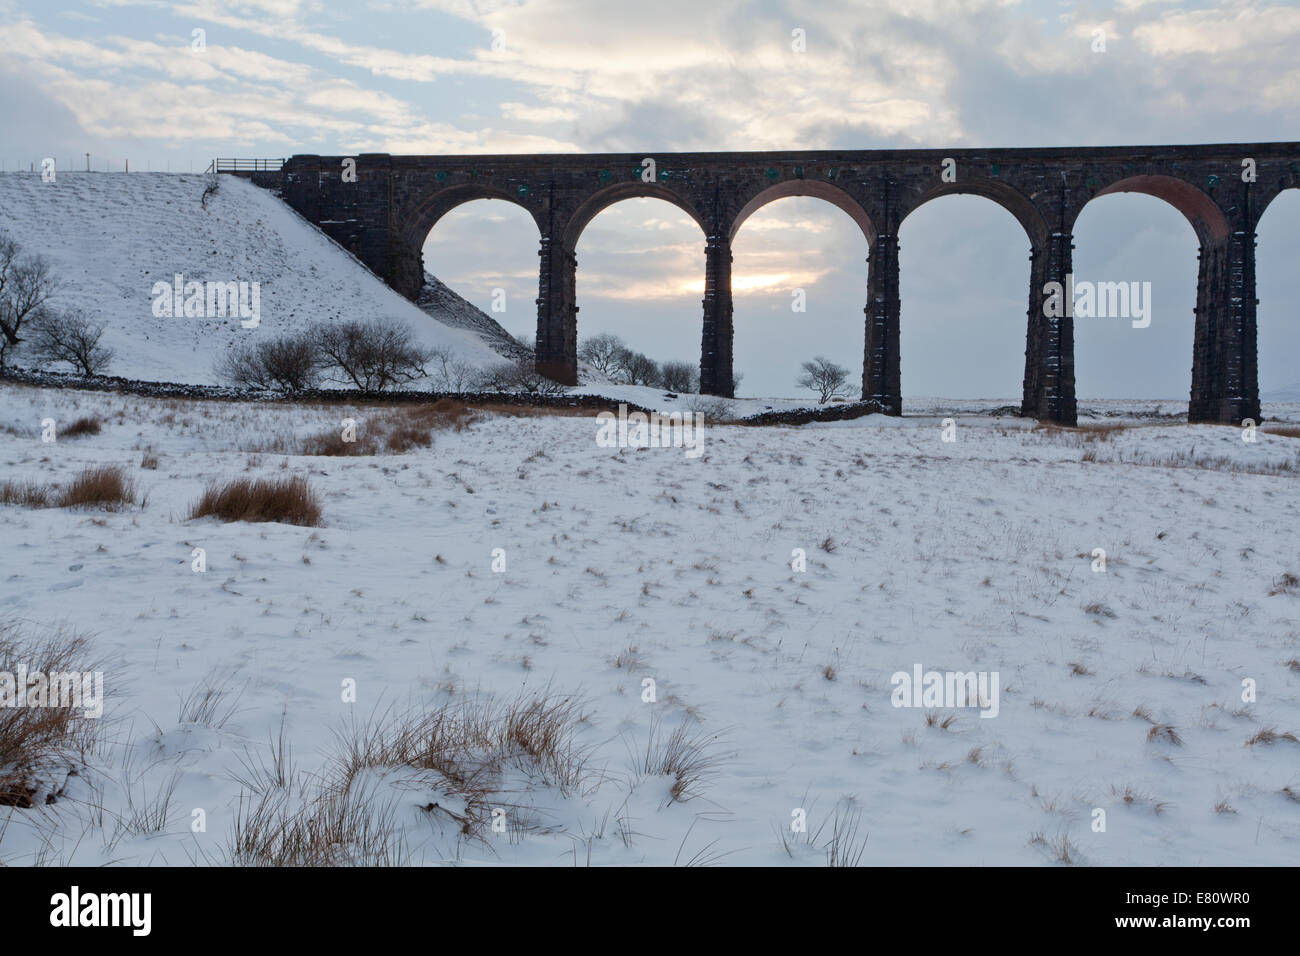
[301,427,377,456]
[0,621,103,809]
[189,475,322,526]
[637,715,727,804]
[1268,572,1300,596]
[334,690,596,840]
[1147,724,1183,746]
[230,689,598,865]
[298,400,477,457]
[229,775,408,867]
[56,465,137,511]
[924,710,957,730]
[0,479,51,508]
[1263,425,1300,439]
[384,422,433,453]
[61,416,102,439]
[1246,727,1299,747]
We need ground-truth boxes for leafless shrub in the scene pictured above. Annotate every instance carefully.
[189,475,322,526]
[660,360,697,393]
[471,357,569,396]
[684,394,734,423]
[317,320,432,393]
[30,311,113,375]
[0,232,59,368]
[577,333,628,378]
[617,349,661,387]
[796,356,850,403]
[201,176,220,209]
[426,347,478,391]
[216,333,322,394]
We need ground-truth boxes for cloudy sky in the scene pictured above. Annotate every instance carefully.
[1,0,1297,399]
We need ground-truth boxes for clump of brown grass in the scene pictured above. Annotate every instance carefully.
[61,416,102,439]
[1268,572,1300,596]
[384,423,433,453]
[1035,422,1126,444]
[189,475,322,526]
[299,400,477,457]
[410,398,477,432]
[1147,724,1183,746]
[229,774,408,867]
[636,714,727,804]
[271,689,598,853]
[924,710,957,730]
[56,465,137,511]
[301,427,377,456]
[1263,425,1300,439]
[0,479,51,508]
[1246,727,1299,747]
[0,621,103,809]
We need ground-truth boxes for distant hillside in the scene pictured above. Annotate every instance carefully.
[1263,383,1300,402]
[0,172,505,384]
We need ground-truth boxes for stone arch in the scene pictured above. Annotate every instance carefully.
[1252,185,1300,403]
[1257,182,1300,226]
[900,180,1047,248]
[728,180,876,245]
[1082,174,1229,243]
[562,182,708,249]
[894,182,1049,411]
[400,183,543,252]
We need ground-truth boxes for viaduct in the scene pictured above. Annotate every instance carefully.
[237,143,1300,425]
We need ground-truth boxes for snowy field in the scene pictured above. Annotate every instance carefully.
[2,384,1299,866]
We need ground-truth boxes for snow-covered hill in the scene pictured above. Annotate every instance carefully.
[0,171,505,383]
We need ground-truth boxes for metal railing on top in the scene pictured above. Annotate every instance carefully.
[206,158,285,173]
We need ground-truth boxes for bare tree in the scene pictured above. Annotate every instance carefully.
[217,332,321,394]
[471,356,568,396]
[317,320,433,393]
[427,346,478,391]
[619,349,661,387]
[796,356,851,403]
[0,234,60,367]
[578,332,629,378]
[30,310,114,375]
[660,360,696,393]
